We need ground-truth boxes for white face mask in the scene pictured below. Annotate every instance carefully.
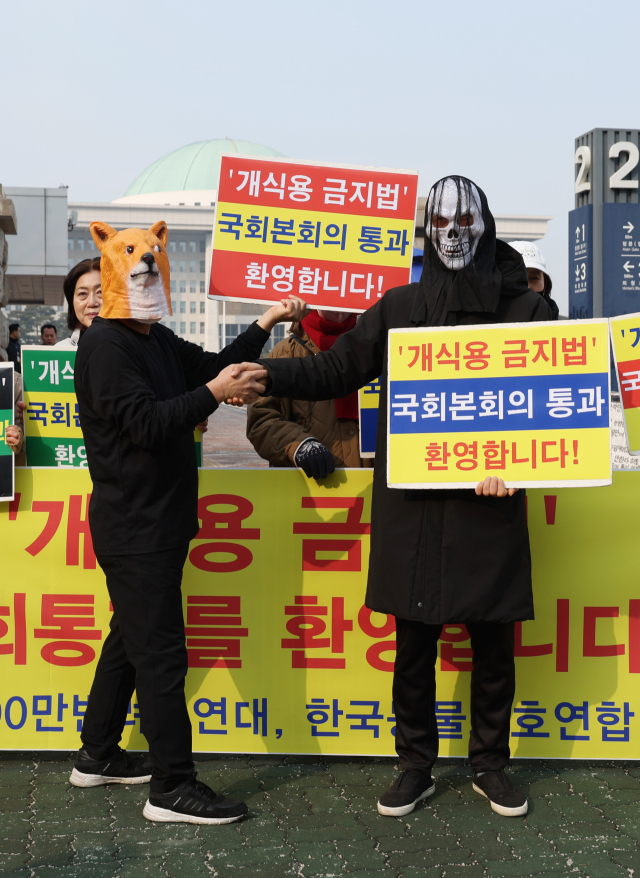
[135,317,162,325]
[426,179,485,270]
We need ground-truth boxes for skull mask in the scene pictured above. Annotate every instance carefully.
[426,178,485,271]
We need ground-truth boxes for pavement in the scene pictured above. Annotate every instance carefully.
[1,753,639,877]
[201,406,268,469]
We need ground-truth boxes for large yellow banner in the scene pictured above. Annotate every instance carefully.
[0,468,638,759]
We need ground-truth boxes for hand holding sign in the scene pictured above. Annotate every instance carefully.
[475,476,519,498]
[257,295,308,333]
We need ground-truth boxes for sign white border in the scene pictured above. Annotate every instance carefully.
[386,318,612,490]
[609,311,640,456]
[208,153,419,313]
[0,361,15,502]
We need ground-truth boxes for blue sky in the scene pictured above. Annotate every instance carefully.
[2,0,634,313]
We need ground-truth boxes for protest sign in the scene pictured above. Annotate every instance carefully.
[387,320,611,489]
[610,312,640,455]
[0,362,15,500]
[209,155,418,312]
[0,466,639,759]
[22,346,85,468]
[358,376,380,458]
[22,347,202,468]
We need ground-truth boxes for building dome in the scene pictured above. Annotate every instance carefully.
[114,139,286,206]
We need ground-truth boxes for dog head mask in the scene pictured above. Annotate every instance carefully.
[90,221,172,322]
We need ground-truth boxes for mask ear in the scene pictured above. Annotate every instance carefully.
[90,222,117,251]
[149,221,168,247]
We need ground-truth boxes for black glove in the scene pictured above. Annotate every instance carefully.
[295,439,335,480]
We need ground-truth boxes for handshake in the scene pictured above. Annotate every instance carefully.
[206,362,269,406]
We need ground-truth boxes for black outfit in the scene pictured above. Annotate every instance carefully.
[75,318,269,792]
[258,177,552,773]
[7,337,21,373]
[394,620,515,773]
[75,317,268,555]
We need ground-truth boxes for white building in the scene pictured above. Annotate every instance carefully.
[66,139,553,352]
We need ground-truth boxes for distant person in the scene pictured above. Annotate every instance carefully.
[509,241,559,319]
[7,324,21,373]
[247,309,373,479]
[55,258,102,348]
[41,324,57,345]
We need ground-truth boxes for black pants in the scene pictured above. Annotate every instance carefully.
[81,544,193,793]
[393,619,515,774]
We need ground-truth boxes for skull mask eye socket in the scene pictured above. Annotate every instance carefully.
[426,179,485,271]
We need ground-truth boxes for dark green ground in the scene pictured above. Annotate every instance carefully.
[1,754,639,877]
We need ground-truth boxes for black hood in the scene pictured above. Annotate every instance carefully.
[411,176,530,326]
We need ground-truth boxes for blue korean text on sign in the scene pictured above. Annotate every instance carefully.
[569,205,593,319]
[602,203,640,317]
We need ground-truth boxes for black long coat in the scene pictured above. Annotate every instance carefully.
[260,244,552,624]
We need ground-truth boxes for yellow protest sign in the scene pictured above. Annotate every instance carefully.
[358,376,380,458]
[387,320,611,488]
[0,467,638,758]
[209,155,418,313]
[610,312,640,455]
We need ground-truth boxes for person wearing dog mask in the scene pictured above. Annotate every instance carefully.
[246,308,373,478]
[234,177,551,819]
[509,241,559,320]
[71,221,304,825]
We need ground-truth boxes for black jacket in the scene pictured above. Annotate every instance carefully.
[259,244,552,624]
[7,338,21,373]
[75,317,269,555]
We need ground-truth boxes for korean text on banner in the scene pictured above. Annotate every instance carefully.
[1,467,640,759]
[0,361,15,500]
[387,320,611,489]
[209,155,418,313]
[610,312,640,455]
[22,346,85,468]
[22,346,202,468]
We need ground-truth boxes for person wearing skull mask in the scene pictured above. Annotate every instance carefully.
[234,176,551,818]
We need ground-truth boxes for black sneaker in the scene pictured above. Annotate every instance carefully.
[377,770,435,817]
[143,774,248,825]
[70,747,153,787]
[472,769,528,816]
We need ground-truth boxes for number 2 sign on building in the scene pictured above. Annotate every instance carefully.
[208,155,418,312]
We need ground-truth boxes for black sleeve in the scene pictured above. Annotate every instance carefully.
[81,338,218,451]
[258,298,387,401]
[173,321,270,389]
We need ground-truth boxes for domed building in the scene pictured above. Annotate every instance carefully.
[68,138,288,351]
[114,139,287,207]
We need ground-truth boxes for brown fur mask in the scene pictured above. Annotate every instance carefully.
[90,221,172,322]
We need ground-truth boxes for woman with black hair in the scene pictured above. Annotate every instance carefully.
[55,257,102,348]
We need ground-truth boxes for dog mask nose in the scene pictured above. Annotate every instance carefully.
[141,252,156,268]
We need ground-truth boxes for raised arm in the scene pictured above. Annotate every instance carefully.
[174,321,270,389]
[255,298,387,401]
[176,297,307,388]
